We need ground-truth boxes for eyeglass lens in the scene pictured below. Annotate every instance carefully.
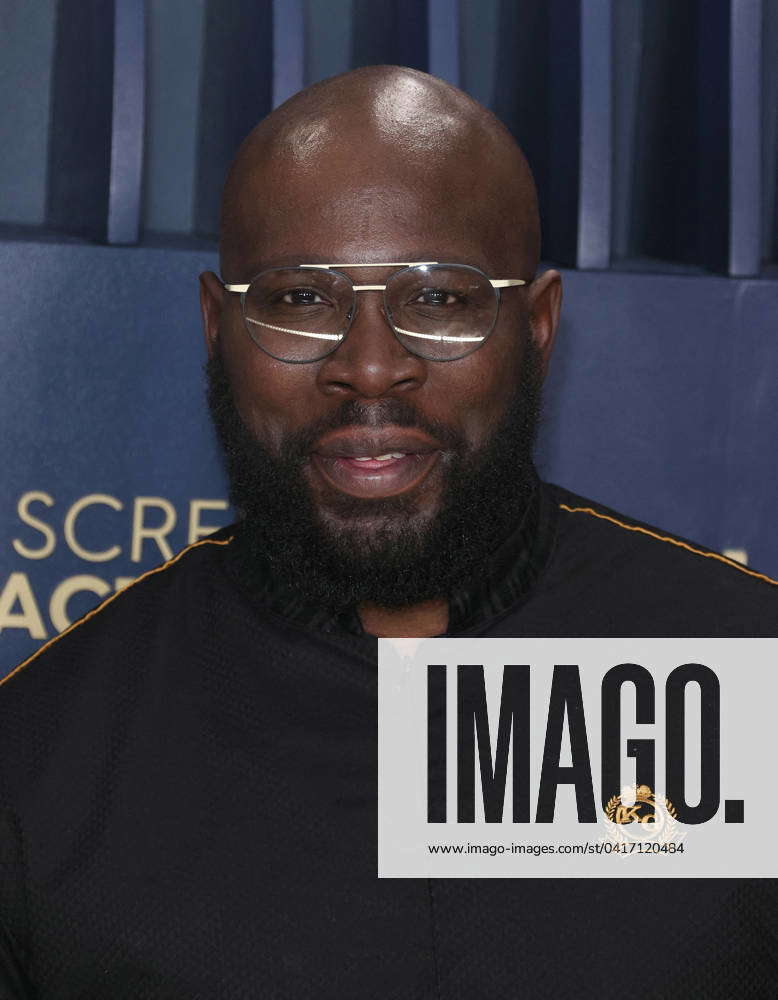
[242,264,499,363]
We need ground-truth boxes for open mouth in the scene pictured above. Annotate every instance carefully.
[309,427,442,499]
[310,451,440,499]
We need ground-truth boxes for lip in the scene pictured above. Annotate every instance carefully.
[310,427,442,499]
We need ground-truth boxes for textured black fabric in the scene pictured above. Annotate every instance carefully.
[0,481,777,998]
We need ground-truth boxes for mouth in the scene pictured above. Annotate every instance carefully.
[309,427,442,499]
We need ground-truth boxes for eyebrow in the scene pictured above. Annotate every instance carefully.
[234,252,490,275]
[298,260,439,269]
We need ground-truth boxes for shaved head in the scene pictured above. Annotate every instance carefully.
[201,65,561,630]
[219,65,540,280]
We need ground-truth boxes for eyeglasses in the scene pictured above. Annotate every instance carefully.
[222,262,526,363]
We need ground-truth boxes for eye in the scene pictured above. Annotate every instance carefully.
[281,287,327,306]
[413,287,460,307]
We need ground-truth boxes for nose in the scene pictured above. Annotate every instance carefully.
[316,291,427,399]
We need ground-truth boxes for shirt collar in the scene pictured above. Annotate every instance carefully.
[224,474,557,636]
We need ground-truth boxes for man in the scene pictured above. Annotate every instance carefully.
[1,66,776,998]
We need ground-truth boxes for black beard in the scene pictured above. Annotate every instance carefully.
[207,341,543,612]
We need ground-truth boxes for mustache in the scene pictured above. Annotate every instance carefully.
[279,397,465,463]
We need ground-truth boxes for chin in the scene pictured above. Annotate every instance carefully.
[316,499,438,541]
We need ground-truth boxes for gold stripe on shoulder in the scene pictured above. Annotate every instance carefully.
[559,504,778,587]
[1,536,234,690]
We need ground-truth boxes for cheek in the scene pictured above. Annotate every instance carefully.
[429,330,524,448]
[220,320,317,450]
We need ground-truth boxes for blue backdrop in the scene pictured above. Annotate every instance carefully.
[1,0,777,674]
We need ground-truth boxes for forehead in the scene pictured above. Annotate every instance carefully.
[228,145,518,277]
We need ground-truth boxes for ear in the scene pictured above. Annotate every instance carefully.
[199,271,227,360]
[527,269,562,376]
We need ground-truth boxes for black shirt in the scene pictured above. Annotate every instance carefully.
[1,481,776,999]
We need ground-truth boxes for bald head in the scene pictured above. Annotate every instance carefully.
[201,67,562,625]
[219,66,540,280]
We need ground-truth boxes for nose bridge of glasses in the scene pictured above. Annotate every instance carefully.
[322,268,413,356]
[323,266,396,329]
[344,276,393,333]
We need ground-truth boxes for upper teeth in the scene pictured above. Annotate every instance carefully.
[353,453,406,461]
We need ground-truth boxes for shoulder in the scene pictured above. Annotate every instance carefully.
[0,527,238,843]
[0,526,237,701]
[551,485,776,587]
[540,484,778,634]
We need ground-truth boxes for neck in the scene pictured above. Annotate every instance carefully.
[358,598,449,638]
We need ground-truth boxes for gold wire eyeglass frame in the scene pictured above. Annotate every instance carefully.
[221,262,527,361]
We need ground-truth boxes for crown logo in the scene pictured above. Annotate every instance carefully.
[604,784,678,826]
[634,785,654,805]
[600,784,686,852]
